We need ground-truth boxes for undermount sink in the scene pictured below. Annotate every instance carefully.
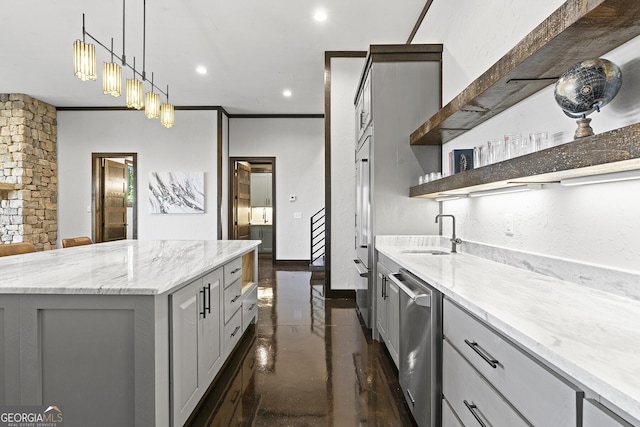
[399,249,450,255]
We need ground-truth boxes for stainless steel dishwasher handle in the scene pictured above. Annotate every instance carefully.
[388,273,431,307]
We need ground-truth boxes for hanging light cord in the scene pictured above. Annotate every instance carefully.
[142,0,146,81]
[121,0,126,65]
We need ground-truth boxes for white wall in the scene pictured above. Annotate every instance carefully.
[330,57,366,290]
[229,118,324,260]
[57,110,219,243]
[413,1,640,273]
[221,112,230,239]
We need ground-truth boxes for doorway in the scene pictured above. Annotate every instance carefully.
[229,157,276,259]
[92,153,137,243]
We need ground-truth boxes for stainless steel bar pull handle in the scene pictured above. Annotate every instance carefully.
[205,283,211,314]
[406,389,416,407]
[464,339,499,368]
[231,267,241,274]
[353,259,369,277]
[464,400,487,427]
[199,288,206,319]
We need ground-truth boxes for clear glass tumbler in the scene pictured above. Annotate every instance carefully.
[504,133,522,159]
[530,131,548,152]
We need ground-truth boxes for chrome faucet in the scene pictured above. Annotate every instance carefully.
[435,214,462,253]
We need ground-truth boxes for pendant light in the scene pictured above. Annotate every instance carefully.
[126,57,144,110]
[73,14,96,81]
[73,1,176,127]
[103,39,122,97]
[160,86,175,128]
[145,73,160,119]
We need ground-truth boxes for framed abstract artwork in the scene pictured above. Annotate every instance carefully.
[149,171,205,214]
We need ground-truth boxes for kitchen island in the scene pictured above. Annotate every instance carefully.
[0,239,260,427]
[377,236,640,426]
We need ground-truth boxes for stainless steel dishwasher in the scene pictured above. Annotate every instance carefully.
[388,268,442,427]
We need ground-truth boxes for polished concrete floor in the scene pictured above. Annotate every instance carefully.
[187,256,416,426]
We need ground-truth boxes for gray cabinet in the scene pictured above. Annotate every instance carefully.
[250,224,272,253]
[375,261,399,367]
[223,259,245,358]
[443,298,582,426]
[386,277,399,366]
[353,45,442,334]
[250,172,272,207]
[583,399,636,427]
[355,72,371,142]
[0,244,258,427]
[443,340,529,426]
[375,262,389,342]
[241,283,258,330]
[171,268,223,427]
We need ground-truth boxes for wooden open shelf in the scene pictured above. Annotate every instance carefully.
[410,122,640,198]
[410,0,640,146]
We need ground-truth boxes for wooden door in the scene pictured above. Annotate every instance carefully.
[233,162,251,240]
[103,159,127,241]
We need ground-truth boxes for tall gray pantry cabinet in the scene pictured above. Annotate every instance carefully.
[353,45,442,337]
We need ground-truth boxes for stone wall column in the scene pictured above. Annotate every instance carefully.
[0,94,57,250]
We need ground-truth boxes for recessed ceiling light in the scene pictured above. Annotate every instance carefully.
[196,66,207,75]
[283,89,292,97]
[314,9,327,22]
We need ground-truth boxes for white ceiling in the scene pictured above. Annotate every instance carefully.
[1,0,426,114]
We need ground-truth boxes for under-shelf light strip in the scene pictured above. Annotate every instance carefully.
[435,195,467,202]
[560,169,640,186]
[467,184,542,198]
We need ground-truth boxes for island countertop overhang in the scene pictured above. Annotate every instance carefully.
[0,240,260,295]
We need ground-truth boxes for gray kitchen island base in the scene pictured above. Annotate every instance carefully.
[0,240,260,427]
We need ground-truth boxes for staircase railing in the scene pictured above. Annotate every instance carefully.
[310,207,325,269]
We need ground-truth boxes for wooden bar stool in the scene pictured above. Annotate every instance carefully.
[61,237,93,248]
[0,242,37,257]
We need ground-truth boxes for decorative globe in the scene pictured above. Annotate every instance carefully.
[554,58,622,119]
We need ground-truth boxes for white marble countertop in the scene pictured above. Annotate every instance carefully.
[376,235,640,422]
[0,240,260,295]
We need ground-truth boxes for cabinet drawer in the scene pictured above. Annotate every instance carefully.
[224,280,242,324]
[583,399,635,427]
[442,397,463,427]
[224,310,242,357]
[443,299,580,426]
[242,284,258,330]
[224,258,243,288]
[443,340,529,427]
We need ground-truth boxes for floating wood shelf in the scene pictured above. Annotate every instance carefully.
[410,122,640,198]
[410,0,640,146]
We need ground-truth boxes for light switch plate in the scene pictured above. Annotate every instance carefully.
[505,214,514,235]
